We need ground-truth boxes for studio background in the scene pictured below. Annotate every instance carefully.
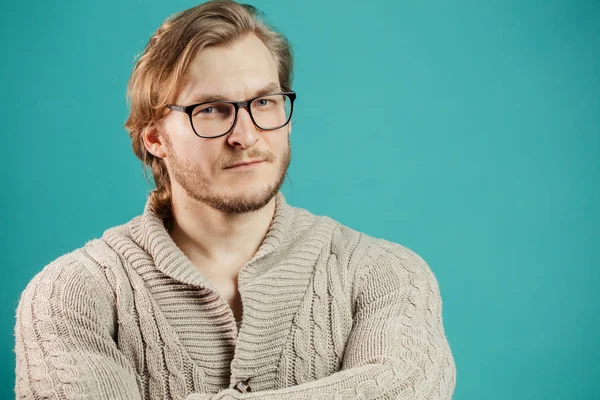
[1,0,598,398]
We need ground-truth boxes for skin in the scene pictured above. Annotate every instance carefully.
[143,33,292,317]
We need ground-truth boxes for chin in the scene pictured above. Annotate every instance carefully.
[202,176,282,214]
[212,188,278,214]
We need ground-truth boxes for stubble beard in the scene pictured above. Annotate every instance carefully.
[164,135,291,215]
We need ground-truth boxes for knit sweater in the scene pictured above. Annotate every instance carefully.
[14,192,456,399]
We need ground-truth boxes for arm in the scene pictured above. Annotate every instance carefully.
[15,260,143,399]
[190,243,456,400]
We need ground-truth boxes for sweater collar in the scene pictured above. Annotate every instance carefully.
[128,191,294,287]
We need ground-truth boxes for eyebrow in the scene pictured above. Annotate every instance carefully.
[188,82,282,104]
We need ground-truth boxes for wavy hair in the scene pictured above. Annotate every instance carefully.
[124,0,294,224]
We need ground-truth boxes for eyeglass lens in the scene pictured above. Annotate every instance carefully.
[191,94,292,137]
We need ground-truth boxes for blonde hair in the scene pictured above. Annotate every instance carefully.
[124,0,293,223]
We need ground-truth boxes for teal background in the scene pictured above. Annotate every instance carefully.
[1,0,598,398]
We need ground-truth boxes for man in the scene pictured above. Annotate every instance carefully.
[14,0,456,399]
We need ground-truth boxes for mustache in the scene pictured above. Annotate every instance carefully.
[221,149,276,168]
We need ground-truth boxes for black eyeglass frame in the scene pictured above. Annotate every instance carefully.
[167,91,296,139]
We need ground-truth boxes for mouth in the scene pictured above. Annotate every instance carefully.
[225,160,265,170]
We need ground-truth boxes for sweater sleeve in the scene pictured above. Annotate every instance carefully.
[188,243,456,400]
[14,259,143,400]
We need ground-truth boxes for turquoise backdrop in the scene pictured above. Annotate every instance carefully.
[1,0,598,398]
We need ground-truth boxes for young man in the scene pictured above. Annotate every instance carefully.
[15,1,456,399]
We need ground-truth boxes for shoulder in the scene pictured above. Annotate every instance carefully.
[17,236,124,312]
[356,233,432,277]
[287,203,431,270]
[289,203,437,286]
[305,210,439,299]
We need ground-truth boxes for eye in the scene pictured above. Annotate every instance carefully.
[193,103,232,117]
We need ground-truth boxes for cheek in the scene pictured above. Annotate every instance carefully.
[168,137,215,170]
[164,116,201,155]
[268,130,290,154]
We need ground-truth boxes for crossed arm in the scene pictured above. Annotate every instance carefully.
[15,247,455,399]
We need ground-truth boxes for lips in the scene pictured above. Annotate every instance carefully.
[226,160,264,169]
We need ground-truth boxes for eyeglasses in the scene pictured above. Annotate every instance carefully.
[167,91,296,138]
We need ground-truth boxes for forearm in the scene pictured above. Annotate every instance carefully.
[186,353,454,400]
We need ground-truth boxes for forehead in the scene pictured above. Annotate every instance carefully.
[177,33,279,103]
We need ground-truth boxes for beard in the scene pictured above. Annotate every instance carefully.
[163,133,291,215]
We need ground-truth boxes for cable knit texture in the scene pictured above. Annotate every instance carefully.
[15,192,456,399]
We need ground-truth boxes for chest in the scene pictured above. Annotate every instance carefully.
[210,278,243,323]
[105,235,361,399]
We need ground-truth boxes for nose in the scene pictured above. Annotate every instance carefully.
[226,105,260,148]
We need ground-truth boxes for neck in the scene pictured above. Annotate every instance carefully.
[168,190,277,277]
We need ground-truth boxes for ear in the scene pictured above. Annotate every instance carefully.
[288,121,292,136]
[143,122,167,159]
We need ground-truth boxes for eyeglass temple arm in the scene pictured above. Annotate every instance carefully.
[167,105,186,112]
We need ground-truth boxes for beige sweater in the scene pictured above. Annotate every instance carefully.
[14,192,456,399]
